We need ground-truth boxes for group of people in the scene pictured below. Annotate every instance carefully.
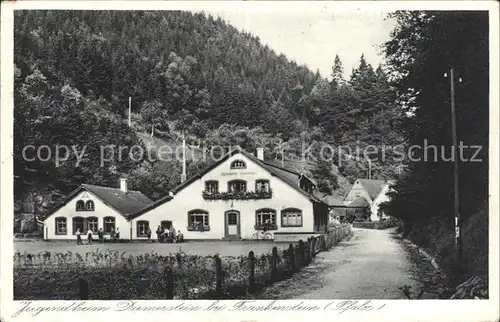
[75,227,120,245]
[155,226,184,243]
[75,224,185,244]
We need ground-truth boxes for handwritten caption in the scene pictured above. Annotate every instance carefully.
[12,300,386,318]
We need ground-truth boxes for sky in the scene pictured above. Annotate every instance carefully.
[205,9,396,79]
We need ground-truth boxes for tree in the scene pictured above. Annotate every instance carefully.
[140,100,169,137]
[383,11,489,277]
[330,54,344,87]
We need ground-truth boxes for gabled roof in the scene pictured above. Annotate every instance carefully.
[82,184,153,217]
[320,194,346,207]
[356,179,386,200]
[42,184,152,221]
[130,146,327,219]
[349,197,370,208]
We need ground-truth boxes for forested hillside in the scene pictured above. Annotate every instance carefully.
[14,10,403,214]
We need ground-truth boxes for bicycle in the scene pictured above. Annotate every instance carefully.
[251,230,273,240]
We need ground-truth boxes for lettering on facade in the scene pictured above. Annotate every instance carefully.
[221,171,257,176]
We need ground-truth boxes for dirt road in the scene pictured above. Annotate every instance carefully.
[256,228,438,299]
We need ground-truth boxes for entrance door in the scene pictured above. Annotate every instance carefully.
[161,220,172,231]
[225,211,240,239]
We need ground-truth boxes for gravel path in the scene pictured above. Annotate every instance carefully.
[254,228,439,299]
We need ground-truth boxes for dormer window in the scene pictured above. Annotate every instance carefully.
[205,180,219,194]
[230,160,246,169]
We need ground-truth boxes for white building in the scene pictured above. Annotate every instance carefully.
[42,179,152,240]
[43,147,331,240]
[344,178,394,222]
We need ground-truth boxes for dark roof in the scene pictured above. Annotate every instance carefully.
[263,160,317,185]
[130,146,327,218]
[320,194,345,207]
[82,184,152,217]
[43,184,152,220]
[356,179,386,200]
[349,197,370,208]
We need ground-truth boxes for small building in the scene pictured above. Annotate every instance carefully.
[344,178,394,222]
[42,179,152,240]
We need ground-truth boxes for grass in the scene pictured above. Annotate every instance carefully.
[14,240,292,257]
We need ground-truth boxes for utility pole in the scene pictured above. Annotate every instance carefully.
[367,158,372,180]
[281,140,284,168]
[446,68,462,269]
[128,96,132,128]
[181,131,187,184]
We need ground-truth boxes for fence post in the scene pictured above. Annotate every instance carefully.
[271,247,278,282]
[312,237,317,258]
[305,237,311,263]
[78,278,89,300]
[214,255,223,297]
[298,240,305,266]
[164,267,174,299]
[248,251,255,291]
[288,244,296,272]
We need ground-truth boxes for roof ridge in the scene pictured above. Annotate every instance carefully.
[262,160,301,175]
[81,183,144,194]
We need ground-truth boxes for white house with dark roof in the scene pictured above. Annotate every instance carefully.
[130,146,330,240]
[343,178,394,221]
[42,179,152,240]
[43,146,332,240]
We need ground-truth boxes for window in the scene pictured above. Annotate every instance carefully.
[255,208,277,230]
[187,209,209,231]
[204,180,219,194]
[281,208,303,227]
[72,217,85,234]
[228,180,247,192]
[87,217,99,233]
[85,200,95,211]
[227,212,238,225]
[255,179,270,192]
[137,220,149,237]
[103,216,116,233]
[230,159,246,169]
[76,200,85,211]
[55,217,67,235]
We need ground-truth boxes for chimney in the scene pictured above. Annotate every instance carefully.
[256,147,264,161]
[119,178,128,193]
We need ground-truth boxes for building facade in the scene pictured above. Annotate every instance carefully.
[131,147,329,240]
[42,147,330,240]
[344,178,392,222]
[42,180,152,240]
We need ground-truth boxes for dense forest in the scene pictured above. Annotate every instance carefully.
[14,10,403,205]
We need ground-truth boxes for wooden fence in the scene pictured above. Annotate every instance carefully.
[76,225,351,300]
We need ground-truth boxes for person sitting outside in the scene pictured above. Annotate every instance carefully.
[156,226,161,243]
[115,228,120,243]
[162,228,169,243]
[146,227,152,241]
[176,230,184,243]
[87,228,93,245]
[263,219,271,232]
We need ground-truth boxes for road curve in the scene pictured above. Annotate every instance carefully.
[257,228,436,299]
